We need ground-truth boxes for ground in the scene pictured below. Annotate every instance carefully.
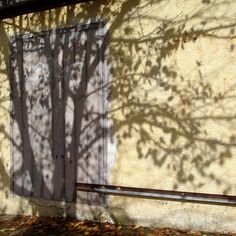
[0,215,234,235]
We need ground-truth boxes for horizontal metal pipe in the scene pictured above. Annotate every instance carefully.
[76,183,236,206]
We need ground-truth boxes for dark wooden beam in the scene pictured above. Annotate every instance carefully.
[0,0,93,20]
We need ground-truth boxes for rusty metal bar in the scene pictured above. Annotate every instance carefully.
[0,0,93,20]
[76,183,236,206]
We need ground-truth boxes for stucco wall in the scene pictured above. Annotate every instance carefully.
[1,0,236,233]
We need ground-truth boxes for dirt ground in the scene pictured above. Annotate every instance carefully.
[0,215,234,236]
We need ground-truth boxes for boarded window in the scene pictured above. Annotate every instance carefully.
[10,22,108,203]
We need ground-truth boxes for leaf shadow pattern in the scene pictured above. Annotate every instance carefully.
[0,0,235,225]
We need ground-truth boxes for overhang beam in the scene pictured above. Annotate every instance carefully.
[0,0,93,20]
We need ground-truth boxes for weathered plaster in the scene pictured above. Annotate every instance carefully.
[1,0,236,233]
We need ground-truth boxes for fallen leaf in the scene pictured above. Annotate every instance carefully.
[0,227,16,232]
[133,224,141,229]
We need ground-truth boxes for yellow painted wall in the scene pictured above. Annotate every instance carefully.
[1,0,236,233]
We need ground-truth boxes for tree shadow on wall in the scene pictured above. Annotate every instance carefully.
[0,0,235,225]
[106,0,236,195]
[8,19,111,221]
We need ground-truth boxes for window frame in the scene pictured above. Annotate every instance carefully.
[9,20,110,204]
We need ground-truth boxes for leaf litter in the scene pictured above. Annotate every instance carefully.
[0,215,234,235]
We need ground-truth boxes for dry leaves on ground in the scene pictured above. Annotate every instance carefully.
[0,215,234,236]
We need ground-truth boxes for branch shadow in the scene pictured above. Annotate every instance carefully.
[0,0,236,228]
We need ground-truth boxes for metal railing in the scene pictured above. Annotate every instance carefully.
[76,183,236,206]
